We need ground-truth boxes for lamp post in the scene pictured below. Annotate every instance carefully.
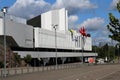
[81,35,84,64]
[94,40,97,64]
[79,27,87,64]
[1,7,8,77]
[52,24,58,69]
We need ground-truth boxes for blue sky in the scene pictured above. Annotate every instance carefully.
[0,0,120,43]
[0,0,15,9]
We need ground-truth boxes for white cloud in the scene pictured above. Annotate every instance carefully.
[78,17,105,31]
[110,0,119,10]
[68,15,78,29]
[52,0,97,15]
[68,15,78,23]
[77,17,108,43]
[95,27,109,39]
[9,0,51,19]
[8,0,97,19]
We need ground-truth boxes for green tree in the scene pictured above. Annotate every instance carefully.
[24,54,32,64]
[14,53,21,66]
[98,44,108,58]
[107,1,120,42]
[117,1,120,12]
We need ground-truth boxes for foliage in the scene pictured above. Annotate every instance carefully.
[117,1,120,12]
[92,44,115,59]
[107,1,120,42]
[0,61,4,68]
[14,53,21,66]
[24,54,32,64]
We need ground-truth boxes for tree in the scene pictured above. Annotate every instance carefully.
[117,1,120,12]
[92,44,115,59]
[98,44,109,58]
[107,1,120,42]
[24,54,32,65]
[14,53,21,66]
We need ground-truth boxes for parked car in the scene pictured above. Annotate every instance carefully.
[97,58,105,64]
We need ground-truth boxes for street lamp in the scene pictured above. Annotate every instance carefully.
[94,39,98,64]
[81,35,84,64]
[52,24,58,69]
[79,27,87,64]
[1,7,8,77]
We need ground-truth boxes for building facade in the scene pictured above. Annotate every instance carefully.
[0,8,97,65]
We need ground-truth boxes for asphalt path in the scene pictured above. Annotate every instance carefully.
[1,64,120,80]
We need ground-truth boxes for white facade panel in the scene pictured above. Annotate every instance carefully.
[35,28,69,48]
[34,28,91,50]
[65,10,68,31]
[34,28,39,47]
[52,10,59,28]
[84,37,92,51]
[41,8,68,33]
[0,18,3,35]
[59,8,66,32]
[41,11,52,30]
[6,19,33,48]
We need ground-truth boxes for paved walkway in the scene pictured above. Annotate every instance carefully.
[1,64,120,80]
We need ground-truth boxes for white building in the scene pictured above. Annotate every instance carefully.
[0,8,97,64]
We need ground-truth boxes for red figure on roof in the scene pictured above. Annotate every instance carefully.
[79,27,87,36]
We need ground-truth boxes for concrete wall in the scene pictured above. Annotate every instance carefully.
[16,51,98,58]
[6,19,33,48]
[59,8,67,31]
[2,19,33,48]
[84,37,92,51]
[34,28,92,50]
[41,8,68,33]
[41,11,52,30]
[34,28,74,49]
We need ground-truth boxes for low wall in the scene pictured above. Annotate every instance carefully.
[0,63,86,77]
